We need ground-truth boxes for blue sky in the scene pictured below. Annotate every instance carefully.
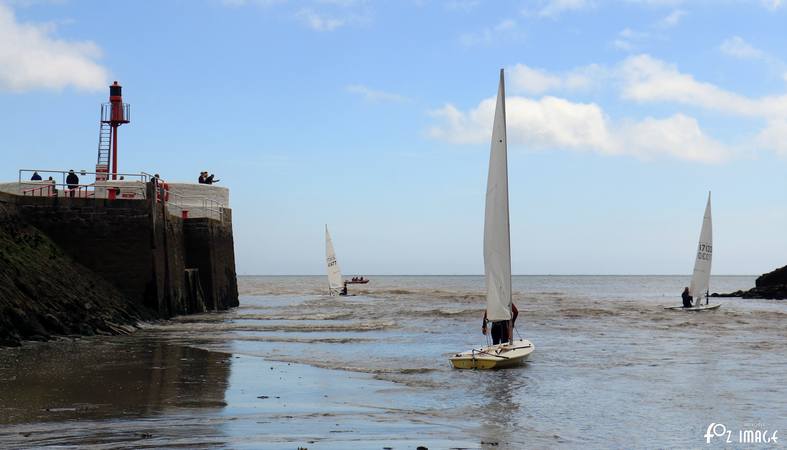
[1,0,787,275]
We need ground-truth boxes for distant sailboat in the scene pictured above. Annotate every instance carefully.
[449,69,535,369]
[325,225,345,296]
[665,192,720,311]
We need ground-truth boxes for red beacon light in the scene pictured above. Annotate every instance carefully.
[96,81,131,181]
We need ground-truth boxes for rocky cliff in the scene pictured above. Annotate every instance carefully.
[713,264,787,299]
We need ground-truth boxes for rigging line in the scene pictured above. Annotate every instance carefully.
[473,349,510,360]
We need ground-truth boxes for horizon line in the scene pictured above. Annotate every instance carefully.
[237,274,758,277]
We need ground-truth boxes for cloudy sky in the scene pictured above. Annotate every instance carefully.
[2,0,787,275]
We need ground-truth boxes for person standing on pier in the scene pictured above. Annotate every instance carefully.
[66,170,79,197]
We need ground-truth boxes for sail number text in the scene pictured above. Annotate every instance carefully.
[696,243,712,261]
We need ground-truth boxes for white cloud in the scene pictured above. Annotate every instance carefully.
[657,9,686,28]
[427,95,727,163]
[756,120,787,156]
[295,8,345,31]
[613,12,687,51]
[616,114,728,162]
[719,36,767,60]
[508,66,561,94]
[0,3,108,92]
[612,27,649,52]
[220,0,284,6]
[488,54,787,158]
[613,38,634,51]
[315,0,364,6]
[624,0,684,6]
[460,19,522,46]
[761,0,784,11]
[432,54,787,160]
[619,54,787,118]
[346,84,408,103]
[224,0,369,31]
[5,0,68,6]
[444,0,479,12]
[509,63,599,95]
[537,0,594,17]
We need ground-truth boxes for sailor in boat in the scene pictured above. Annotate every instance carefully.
[681,287,693,308]
[340,281,348,296]
[482,303,518,345]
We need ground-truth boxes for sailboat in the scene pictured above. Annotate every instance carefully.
[665,192,721,311]
[325,225,346,296]
[449,69,535,370]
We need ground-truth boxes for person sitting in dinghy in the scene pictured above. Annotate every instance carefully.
[682,287,693,308]
[340,281,348,296]
[482,304,518,345]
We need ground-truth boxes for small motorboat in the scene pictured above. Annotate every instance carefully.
[347,277,370,284]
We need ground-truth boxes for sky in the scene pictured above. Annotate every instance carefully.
[1,0,787,275]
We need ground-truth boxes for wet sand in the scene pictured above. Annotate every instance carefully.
[0,337,473,449]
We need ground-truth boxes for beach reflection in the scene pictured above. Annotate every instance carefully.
[0,339,231,425]
[476,369,522,447]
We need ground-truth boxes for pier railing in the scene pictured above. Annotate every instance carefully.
[15,169,226,222]
[18,169,149,199]
[166,190,224,222]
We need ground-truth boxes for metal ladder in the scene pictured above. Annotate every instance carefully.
[96,121,111,167]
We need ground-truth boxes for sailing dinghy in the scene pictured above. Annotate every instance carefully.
[325,225,346,296]
[449,69,535,370]
[665,192,721,311]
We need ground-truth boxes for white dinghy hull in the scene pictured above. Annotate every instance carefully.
[449,339,534,370]
[664,303,721,311]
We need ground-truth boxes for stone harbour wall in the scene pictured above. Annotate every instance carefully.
[0,182,238,345]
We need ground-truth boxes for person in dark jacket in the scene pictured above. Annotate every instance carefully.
[66,170,79,197]
[682,287,693,308]
[198,172,207,183]
[30,171,42,181]
[340,281,348,296]
[204,173,219,184]
[482,303,519,345]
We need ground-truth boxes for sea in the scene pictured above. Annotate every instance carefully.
[1,275,786,449]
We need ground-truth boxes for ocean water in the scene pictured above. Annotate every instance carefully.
[1,275,786,449]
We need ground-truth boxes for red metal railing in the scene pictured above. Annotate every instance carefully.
[21,183,55,197]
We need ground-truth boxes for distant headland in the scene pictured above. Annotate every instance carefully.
[713,265,787,299]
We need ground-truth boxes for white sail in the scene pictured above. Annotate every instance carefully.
[689,192,712,304]
[484,69,513,322]
[325,225,343,295]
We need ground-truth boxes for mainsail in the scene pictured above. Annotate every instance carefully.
[325,225,343,295]
[484,69,513,322]
[689,192,713,304]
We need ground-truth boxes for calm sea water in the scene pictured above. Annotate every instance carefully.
[2,275,786,449]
